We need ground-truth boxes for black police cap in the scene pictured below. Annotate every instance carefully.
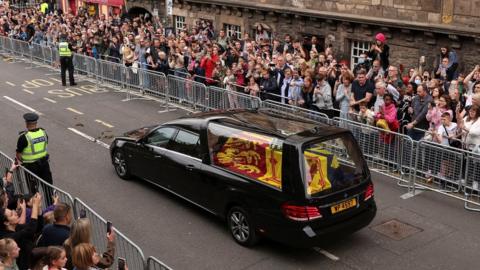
[23,112,39,123]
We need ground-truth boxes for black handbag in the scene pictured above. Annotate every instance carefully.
[443,125,462,148]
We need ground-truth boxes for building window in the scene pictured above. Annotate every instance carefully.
[224,24,242,39]
[174,16,186,35]
[350,40,370,70]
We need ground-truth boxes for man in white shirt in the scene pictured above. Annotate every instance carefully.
[433,112,457,146]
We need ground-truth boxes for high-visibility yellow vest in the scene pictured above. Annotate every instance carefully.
[40,3,48,14]
[22,129,48,163]
[59,42,72,57]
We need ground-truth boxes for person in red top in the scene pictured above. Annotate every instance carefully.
[200,45,219,85]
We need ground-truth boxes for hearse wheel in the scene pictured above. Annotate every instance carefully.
[227,206,259,247]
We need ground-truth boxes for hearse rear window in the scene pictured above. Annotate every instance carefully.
[207,123,283,189]
[303,135,365,196]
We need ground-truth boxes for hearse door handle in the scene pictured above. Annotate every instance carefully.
[154,155,163,159]
[185,164,195,171]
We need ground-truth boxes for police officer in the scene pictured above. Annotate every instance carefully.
[40,0,49,14]
[59,35,76,86]
[16,113,53,195]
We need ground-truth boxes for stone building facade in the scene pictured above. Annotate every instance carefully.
[127,0,480,73]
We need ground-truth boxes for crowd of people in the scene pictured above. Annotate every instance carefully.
[0,1,479,153]
[0,3,477,267]
[0,161,119,270]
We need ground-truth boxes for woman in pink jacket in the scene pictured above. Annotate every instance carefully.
[426,94,453,130]
[375,93,399,143]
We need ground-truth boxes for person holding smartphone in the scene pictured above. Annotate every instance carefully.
[37,202,73,247]
[64,218,116,270]
[1,161,19,209]
[0,193,42,270]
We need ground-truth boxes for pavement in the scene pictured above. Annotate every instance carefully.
[0,57,479,270]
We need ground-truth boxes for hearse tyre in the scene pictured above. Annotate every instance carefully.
[227,206,259,247]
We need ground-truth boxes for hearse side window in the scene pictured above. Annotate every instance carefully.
[168,129,201,159]
[146,127,177,147]
[303,135,365,196]
[207,122,283,189]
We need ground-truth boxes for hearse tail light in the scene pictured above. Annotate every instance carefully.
[364,183,374,201]
[282,203,322,221]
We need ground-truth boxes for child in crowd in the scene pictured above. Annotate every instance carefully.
[357,101,375,126]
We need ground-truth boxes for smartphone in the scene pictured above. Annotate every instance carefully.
[14,157,18,165]
[118,257,126,270]
[79,209,86,219]
[53,190,58,197]
[107,221,113,234]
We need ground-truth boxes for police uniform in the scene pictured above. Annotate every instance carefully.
[40,1,49,14]
[16,113,53,194]
[59,36,76,86]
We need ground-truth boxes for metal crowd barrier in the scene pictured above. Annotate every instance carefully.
[141,69,168,98]
[1,36,479,214]
[464,153,480,212]
[167,75,204,109]
[73,54,97,78]
[413,141,465,193]
[0,151,28,195]
[261,100,330,124]
[0,149,174,269]
[0,150,75,213]
[147,256,173,270]
[96,59,125,88]
[73,198,147,270]
[208,85,261,110]
[331,117,414,185]
[31,43,45,64]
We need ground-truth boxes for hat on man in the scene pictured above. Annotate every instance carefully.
[375,33,386,43]
[23,112,39,123]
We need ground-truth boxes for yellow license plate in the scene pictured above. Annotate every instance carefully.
[331,198,357,214]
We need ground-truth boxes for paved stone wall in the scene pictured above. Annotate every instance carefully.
[240,0,480,31]
[126,0,480,72]
[170,5,479,73]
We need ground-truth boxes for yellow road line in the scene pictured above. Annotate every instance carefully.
[22,89,34,95]
[66,107,84,115]
[43,97,57,103]
[95,119,114,128]
[6,81,15,86]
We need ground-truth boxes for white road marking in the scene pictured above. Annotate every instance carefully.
[67,127,110,149]
[66,107,84,115]
[22,89,34,95]
[401,190,423,199]
[158,108,177,114]
[3,96,43,115]
[43,97,57,103]
[5,81,15,86]
[49,78,62,83]
[95,119,114,128]
[313,247,340,261]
